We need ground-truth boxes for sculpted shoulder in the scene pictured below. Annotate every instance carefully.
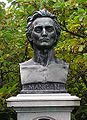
[19,58,69,69]
[19,59,35,67]
[55,58,69,70]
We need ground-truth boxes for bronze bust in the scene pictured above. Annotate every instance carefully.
[20,9,69,93]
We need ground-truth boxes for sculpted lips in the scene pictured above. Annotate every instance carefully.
[39,37,50,42]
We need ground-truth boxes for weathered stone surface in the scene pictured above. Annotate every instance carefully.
[6,94,81,120]
[7,93,81,107]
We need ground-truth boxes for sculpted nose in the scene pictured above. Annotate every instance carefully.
[42,28,47,37]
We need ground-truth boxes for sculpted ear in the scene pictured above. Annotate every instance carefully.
[57,32,61,39]
[26,30,32,42]
[26,21,34,42]
[26,31,33,48]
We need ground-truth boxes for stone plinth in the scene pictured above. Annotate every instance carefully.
[6,94,80,120]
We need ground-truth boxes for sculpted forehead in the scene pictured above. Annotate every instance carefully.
[32,17,54,26]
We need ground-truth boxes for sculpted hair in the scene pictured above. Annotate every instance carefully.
[26,9,61,48]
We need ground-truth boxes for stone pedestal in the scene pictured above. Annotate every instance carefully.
[6,93,80,120]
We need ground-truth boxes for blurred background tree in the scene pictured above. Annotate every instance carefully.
[0,0,87,120]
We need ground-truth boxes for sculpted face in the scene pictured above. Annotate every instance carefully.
[31,17,57,49]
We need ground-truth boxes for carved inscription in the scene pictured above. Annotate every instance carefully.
[21,82,66,93]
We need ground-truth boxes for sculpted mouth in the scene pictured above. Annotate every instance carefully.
[39,37,49,42]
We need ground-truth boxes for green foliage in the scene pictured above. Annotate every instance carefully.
[0,0,87,120]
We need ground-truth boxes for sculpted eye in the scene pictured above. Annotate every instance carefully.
[46,26,54,32]
[34,26,42,33]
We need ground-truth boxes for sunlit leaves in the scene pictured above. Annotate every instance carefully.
[77,0,86,4]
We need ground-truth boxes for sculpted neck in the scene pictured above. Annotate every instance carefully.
[33,48,55,66]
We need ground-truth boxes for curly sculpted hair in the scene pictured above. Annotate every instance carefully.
[26,9,61,48]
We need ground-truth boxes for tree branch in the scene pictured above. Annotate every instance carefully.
[59,22,87,38]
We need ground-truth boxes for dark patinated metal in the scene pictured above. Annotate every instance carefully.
[20,9,69,93]
[21,82,66,94]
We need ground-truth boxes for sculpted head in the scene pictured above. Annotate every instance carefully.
[26,9,61,49]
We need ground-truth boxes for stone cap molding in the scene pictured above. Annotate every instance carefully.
[6,93,81,108]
